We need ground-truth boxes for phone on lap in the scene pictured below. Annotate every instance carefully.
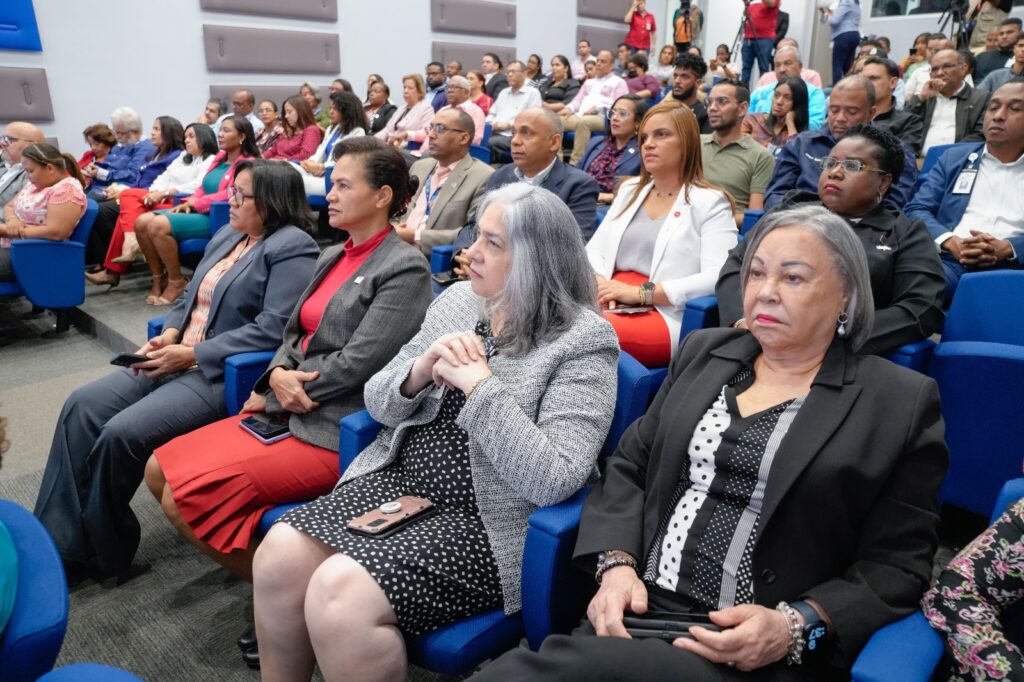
[346,496,437,538]
[110,353,150,367]
[239,414,292,444]
[622,611,722,641]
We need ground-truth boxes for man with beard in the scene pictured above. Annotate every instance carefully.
[664,52,711,133]
[425,61,448,111]
[700,80,775,225]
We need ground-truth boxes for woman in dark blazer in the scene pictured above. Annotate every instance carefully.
[716,124,946,357]
[145,137,431,589]
[578,95,646,204]
[33,159,319,582]
[473,205,948,681]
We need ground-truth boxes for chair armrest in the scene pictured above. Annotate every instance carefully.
[173,193,191,205]
[681,295,719,340]
[208,201,230,237]
[521,485,594,649]
[469,145,491,164]
[482,122,493,145]
[147,316,166,340]
[10,239,85,308]
[884,339,936,373]
[338,409,384,473]
[431,245,454,274]
[992,478,1024,524]
[851,611,944,682]
[224,351,277,416]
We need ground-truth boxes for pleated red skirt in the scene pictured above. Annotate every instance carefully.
[154,414,339,553]
[603,270,672,368]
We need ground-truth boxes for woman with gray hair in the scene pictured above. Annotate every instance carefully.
[80,106,156,200]
[472,205,948,681]
[252,183,620,680]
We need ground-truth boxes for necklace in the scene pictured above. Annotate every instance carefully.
[652,188,676,198]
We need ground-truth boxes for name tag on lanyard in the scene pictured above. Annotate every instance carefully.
[952,153,980,195]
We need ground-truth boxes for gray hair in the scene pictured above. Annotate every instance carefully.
[475,183,597,355]
[775,46,803,64]
[110,106,142,132]
[301,81,321,101]
[447,75,470,91]
[740,206,875,351]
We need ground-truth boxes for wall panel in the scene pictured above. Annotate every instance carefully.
[203,25,340,74]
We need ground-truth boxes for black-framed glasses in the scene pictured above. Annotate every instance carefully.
[816,156,888,174]
[428,124,467,135]
[229,185,255,205]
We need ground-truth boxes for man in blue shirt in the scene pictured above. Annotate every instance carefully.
[749,47,827,129]
[425,61,448,112]
[763,75,918,211]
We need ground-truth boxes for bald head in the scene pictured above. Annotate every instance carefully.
[510,107,563,176]
[1,122,44,165]
[828,76,878,138]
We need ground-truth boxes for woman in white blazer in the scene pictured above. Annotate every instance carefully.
[586,100,737,367]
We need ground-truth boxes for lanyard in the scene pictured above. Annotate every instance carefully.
[323,130,342,161]
[423,167,446,218]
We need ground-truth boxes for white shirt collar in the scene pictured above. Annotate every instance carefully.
[514,156,558,185]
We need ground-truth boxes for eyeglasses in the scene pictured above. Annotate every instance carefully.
[256,108,275,114]
[816,156,887,174]
[428,124,467,135]
[228,185,255,205]
[112,129,131,139]
[707,96,736,108]
[0,135,28,146]
[609,108,635,119]
[426,71,444,77]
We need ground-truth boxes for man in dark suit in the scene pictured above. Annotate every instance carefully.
[907,48,990,158]
[450,107,599,274]
[483,52,509,99]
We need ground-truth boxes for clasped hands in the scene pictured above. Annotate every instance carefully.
[588,566,791,671]
[241,366,320,414]
[404,332,492,396]
[943,230,1015,267]
[129,331,196,378]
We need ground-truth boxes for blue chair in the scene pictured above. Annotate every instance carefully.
[0,199,99,334]
[36,663,143,681]
[740,208,764,238]
[306,174,331,210]
[260,352,652,674]
[0,500,68,682]
[146,317,276,416]
[431,244,454,274]
[470,123,494,163]
[919,142,973,180]
[930,272,1024,516]
[179,202,229,257]
[850,477,1024,681]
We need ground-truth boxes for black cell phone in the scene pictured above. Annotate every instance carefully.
[239,414,292,444]
[909,47,917,57]
[431,271,459,286]
[622,611,721,641]
[110,353,149,367]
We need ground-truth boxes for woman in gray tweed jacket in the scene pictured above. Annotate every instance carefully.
[253,183,620,681]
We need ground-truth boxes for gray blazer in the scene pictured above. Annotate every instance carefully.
[162,224,319,382]
[255,230,432,451]
[342,283,620,613]
[398,154,494,256]
[0,165,27,213]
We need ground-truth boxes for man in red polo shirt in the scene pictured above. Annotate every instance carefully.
[624,0,656,54]
[741,0,780,87]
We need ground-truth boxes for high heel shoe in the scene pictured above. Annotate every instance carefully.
[145,272,168,305]
[84,270,120,290]
[111,233,141,264]
[151,277,188,306]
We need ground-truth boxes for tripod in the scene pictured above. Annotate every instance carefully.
[938,0,970,49]
[731,0,763,86]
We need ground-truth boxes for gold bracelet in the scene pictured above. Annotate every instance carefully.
[464,375,492,399]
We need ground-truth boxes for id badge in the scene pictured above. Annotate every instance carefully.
[952,170,977,195]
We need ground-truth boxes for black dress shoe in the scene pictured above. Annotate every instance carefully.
[237,623,257,652]
[241,642,260,669]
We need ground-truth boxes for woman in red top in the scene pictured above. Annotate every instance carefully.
[264,96,323,161]
[144,137,431,663]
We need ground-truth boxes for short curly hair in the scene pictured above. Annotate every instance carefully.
[674,52,708,79]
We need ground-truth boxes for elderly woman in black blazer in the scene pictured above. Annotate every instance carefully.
[473,205,948,681]
[716,125,946,357]
[34,160,319,582]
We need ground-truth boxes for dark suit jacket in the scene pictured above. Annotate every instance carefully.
[716,194,946,356]
[366,102,398,136]
[451,158,600,253]
[907,85,990,148]
[578,135,642,185]
[575,329,948,675]
[162,225,319,382]
[873,100,925,156]
[255,230,432,451]
[486,73,509,99]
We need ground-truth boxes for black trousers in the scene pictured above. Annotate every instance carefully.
[488,135,512,164]
[85,199,120,266]
[34,367,225,574]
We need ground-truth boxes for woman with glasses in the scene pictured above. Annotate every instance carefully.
[741,76,809,156]
[375,74,435,148]
[264,96,323,162]
[134,115,260,306]
[716,124,945,356]
[0,143,88,282]
[34,159,319,584]
[578,95,647,205]
[586,100,737,368]
[255,100,284,154]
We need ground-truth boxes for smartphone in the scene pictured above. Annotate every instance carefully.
[239,414,292,444]
[431,271,459,286]
[346,495,437,538]
[605,306,653,315]
[623,611,721,641]
[110,353,150,367]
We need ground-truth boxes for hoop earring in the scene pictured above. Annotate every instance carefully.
[837,312,849,337]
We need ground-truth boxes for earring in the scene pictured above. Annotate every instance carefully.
[837,312,849,337]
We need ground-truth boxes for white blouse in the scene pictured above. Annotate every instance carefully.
[149,154,216,195]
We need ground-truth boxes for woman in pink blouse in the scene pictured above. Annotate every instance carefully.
[0,143,87,281]
[375,74,436,148]
[264,96,322,162]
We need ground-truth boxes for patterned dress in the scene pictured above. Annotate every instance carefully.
[922,499,1024,681]
[280,321,504,634]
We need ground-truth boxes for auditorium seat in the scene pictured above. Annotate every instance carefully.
[35,663,143,681]
[146,317,276,416]
[0,199,99,335]
[740,208,764,238]
[306,172,332,210]
[0,500,68,682]
[850,477,1024,682]
[470,122,493,163]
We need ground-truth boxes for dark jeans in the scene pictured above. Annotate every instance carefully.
[488,135,512,164]
[832,31,860,86]
[741,38,774,87]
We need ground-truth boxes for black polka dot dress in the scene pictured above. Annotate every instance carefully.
[281,324,504,634]
[642,368,806,610]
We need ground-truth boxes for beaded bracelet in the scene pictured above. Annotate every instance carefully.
[775,601,805,666]
[595,551,638,585]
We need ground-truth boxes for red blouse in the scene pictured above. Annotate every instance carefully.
[298,227,392,353]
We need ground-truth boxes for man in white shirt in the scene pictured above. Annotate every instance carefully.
[560,50,629,164]
[486,61,542,162]
[213,89,265,136]
[572,39,593,79]
[906,49,990,157]
[905,35,974,99]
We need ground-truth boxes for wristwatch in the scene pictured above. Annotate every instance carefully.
[790,601,828,655]
[640,281,655,306]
